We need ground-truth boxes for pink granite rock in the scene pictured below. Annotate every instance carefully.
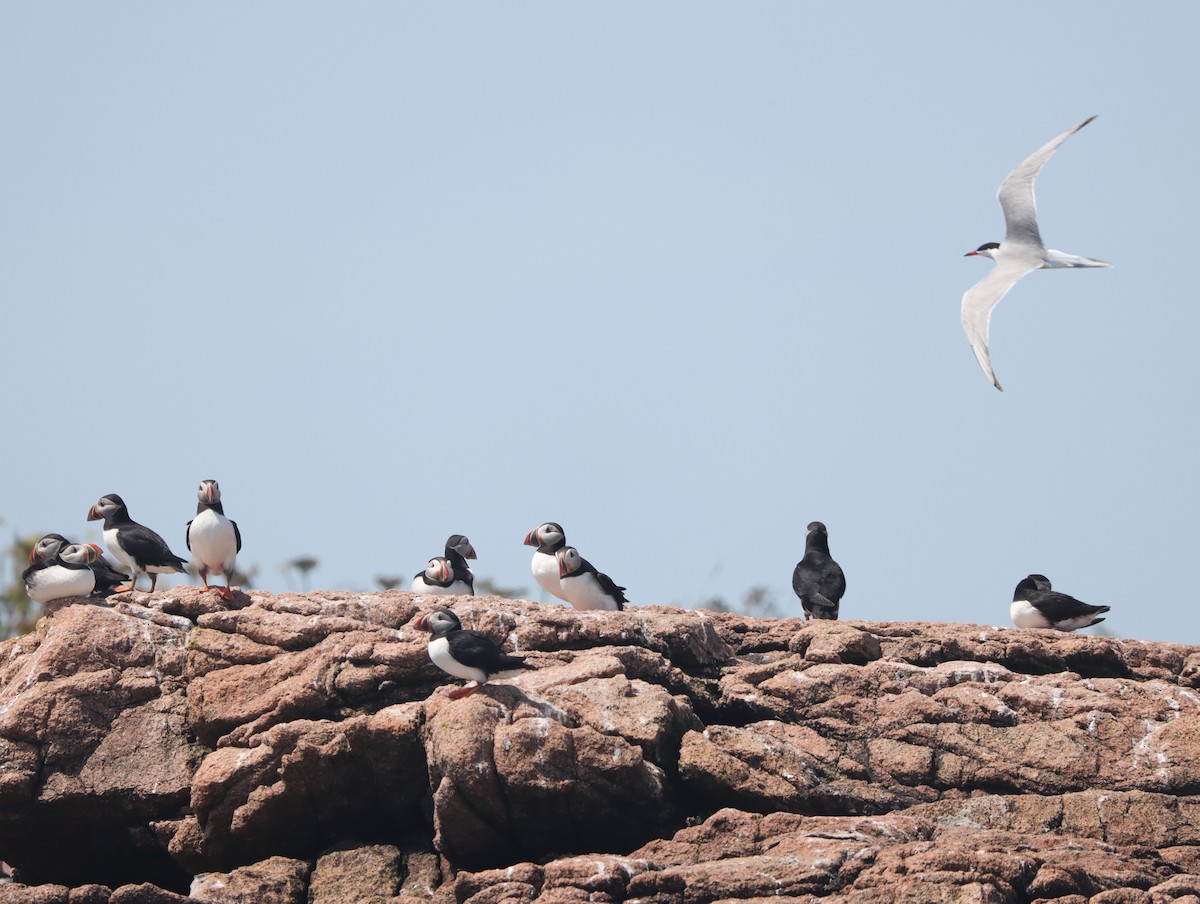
[2,591,1200,902]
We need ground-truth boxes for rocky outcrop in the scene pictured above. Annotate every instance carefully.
[2,589,1200,902]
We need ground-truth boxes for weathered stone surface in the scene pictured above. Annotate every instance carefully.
[0,885,71,903]
[308,844,401,904]
[5,592,1200,902]
[190,856,310,904]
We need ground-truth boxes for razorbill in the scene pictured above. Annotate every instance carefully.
[1010,574,1110,631]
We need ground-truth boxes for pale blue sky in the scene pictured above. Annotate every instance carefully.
[4,5,1197,640]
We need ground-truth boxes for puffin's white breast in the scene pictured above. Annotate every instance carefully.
[531,551,568,601]
[26,566,96,604]
[560,572,620,611]
[104,527,133,571]
[189,510,237,573]
[428,636,487,684]
[411,577,472,596]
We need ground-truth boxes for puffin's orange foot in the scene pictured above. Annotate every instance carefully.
[114,585,134,593]
[447,684,481,700]
[217,587,236,601]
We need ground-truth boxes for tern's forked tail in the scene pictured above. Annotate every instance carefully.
[1042,249,1111,269]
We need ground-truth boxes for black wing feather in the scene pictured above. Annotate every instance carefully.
[1028,590,1109,622]
[121,523,187,570]
[594,570,627,610]
[447,630,528,674]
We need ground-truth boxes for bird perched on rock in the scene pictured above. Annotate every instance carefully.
[87,494,188,592]
[411,557,461,595]
[1010,574,1110,631]
[524,522,569,601]
[792,521,846,620]
[25,533,127,597]
[186,479,242,600]
[413,608,533,699]
[24,543,104,603]
[556,546,627,611]
[443,534,477,594]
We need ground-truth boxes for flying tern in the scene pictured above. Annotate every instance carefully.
[962,116,1110,390]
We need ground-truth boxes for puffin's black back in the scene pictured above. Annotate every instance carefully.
[443,540,475,592]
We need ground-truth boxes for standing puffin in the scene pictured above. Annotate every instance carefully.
[523,522,569,601]
[792,521,846,621]
[443,534,477,594]
[411,557,462,595]
[87,494,188,592]
[556,546,628,611]
[25,533,127,597]
[186,479,242,600]
[24,544,104,604]
[413,608,533,699]
[1010,574,1110,631]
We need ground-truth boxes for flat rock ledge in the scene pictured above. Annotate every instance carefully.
[2,588,1200,903]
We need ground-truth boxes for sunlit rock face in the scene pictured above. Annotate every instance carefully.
[2,588,1200,902]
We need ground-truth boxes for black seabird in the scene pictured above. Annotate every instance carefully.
[86,494,188,592]
[792,521,846,620]
[523,522,569,601]
[1010,574,1110,631]
[25,533,127,597]
[186,479,242,599]
[556,546,627,611]
[24,543,103,604]
[413,608,533,699]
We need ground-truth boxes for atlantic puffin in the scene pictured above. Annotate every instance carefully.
[1010,574,1110,631]
[25,533,127,597]
[523,522,569,601]
[411,557,462,595]
[87,494,188,592]
[24,544,104,604]
[792,521,846,620]
[443,534,477,594]
[186,479,242,599]
[413,608,533,698]
[555,546,628,611]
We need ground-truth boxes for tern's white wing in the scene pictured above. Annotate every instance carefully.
[961,257,1042,391]
[998,116,1097,248]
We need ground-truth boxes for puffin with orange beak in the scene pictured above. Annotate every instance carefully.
[87,493,188,593]
[555,546,628,611]
[24,543,105,603]
[411,556,461,595]
[523,522,569,602]
[413,608,533,699]
[186,479,242,600]
[24,533,128,597]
